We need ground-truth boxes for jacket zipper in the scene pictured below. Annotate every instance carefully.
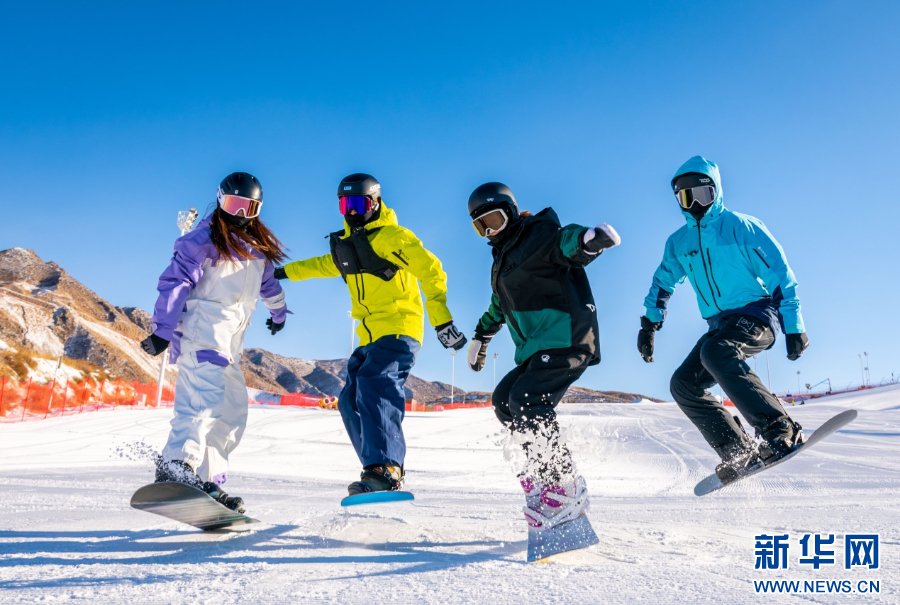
[706,249,723,297]
[352,273,373,342]
[688,264,710,306]
[696,222,723,312]
[753,248,771,268]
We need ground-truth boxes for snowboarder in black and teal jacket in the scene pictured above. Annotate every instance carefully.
[466,182,621,532]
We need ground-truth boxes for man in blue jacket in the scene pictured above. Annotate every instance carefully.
[639,156,810,482]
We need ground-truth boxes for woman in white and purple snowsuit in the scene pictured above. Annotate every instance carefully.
[140,172,288,512]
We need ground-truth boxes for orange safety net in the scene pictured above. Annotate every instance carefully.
[0,376,493,422]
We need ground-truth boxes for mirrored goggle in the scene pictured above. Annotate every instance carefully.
[675,185,716,209]
[472,208,509,237]
[339,195,374,216]
[219,194,262,218]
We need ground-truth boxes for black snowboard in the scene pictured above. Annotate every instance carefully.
[130,482,259,531]
[694,409,858,496]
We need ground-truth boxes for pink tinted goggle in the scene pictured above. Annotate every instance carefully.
[339,195,374,216]
[218,190,262,218]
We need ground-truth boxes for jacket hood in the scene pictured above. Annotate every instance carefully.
[342,200,399,236]
[672,155,725,226]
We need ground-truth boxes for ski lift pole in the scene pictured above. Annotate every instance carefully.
[44,355,63,419]
[154,353,168,408]
[451,350,456,406]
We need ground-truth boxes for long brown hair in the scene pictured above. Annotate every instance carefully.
[210,209,288,264]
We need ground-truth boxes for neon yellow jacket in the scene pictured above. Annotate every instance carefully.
[283,202,453,346]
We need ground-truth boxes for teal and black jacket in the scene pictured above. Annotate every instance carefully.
[476,208,601,366]
[643,155,805,335]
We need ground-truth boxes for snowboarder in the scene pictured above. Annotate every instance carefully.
[275,173,466,496]
[465,182,620,532]
[638,155,810,482]
[140,171,289,512]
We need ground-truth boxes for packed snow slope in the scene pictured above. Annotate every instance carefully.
[0,386,897,604]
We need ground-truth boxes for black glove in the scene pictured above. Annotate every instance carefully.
[467,329,495,372]
[140,334,170,357]
[266,317,285,335]
[436,321,467,350]
[637,316,662,363]
[785,332,809,361]
[273,266,287,280]
[583,223,622,254]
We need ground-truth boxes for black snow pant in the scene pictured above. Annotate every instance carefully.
[670,314,789,460]
[492,347,591,485]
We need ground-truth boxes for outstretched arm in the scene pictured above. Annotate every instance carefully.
[642,235,686,323]
[551,223,621,268]
[283,254,341,281]
[391,229,453,327]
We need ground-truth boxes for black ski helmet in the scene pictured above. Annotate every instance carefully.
[338,173,381,200]
[219,171,263,203]
[468,182,519,221]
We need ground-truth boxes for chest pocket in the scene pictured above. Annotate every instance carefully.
[329,227,400,283]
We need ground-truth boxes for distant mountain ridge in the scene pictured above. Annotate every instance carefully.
[0,247,659,404]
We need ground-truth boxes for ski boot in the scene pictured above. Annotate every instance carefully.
[523,475,589,531]
[758,417,805,464]
[347,464,403,496]
[714,443,761,483]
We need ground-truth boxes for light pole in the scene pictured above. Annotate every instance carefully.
[858,354,865,388]
[450,350,456,405]
[347,311,356,357]
[796,370,801,396]
[864,352,870,387]
[492,353,498,391]
[765,350,772,392]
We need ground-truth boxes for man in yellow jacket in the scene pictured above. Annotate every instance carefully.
[276,173,467,496]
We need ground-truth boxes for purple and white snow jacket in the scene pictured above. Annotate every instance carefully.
[150,216,287,367]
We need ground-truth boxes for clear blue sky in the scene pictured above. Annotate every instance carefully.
[3,1,898,399]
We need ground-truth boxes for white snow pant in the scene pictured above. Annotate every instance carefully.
[161,352,249,484]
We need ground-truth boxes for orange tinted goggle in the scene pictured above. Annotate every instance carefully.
[218,194,262,218]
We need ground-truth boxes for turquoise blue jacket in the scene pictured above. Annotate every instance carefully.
[643,156,805,335]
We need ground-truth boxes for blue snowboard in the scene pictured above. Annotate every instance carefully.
[340,491,415,507]
[694,409,858,496]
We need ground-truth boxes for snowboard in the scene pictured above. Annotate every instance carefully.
[340,491,415,507]
[130,481,259,531]
[527,513,600,562]
[694,409,858,497]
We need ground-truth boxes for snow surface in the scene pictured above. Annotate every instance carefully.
[0,386,897,603]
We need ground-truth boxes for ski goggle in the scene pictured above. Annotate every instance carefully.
[339,195,374,216]
[472,208,509,237]
[675,185,716,210]
[217,192,262,218]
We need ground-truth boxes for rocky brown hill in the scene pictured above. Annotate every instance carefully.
[0,247,658,404]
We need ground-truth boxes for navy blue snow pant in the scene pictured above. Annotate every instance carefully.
[670,314,789,459]
[338,334,420,468]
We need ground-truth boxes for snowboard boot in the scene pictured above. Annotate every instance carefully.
[519,475,542,528]
[714,443,761,483]
[347,464,403,496]
[201,482,246,514]
[155,457,203,487]
[758,417,805,464]
[523,475,589,531]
